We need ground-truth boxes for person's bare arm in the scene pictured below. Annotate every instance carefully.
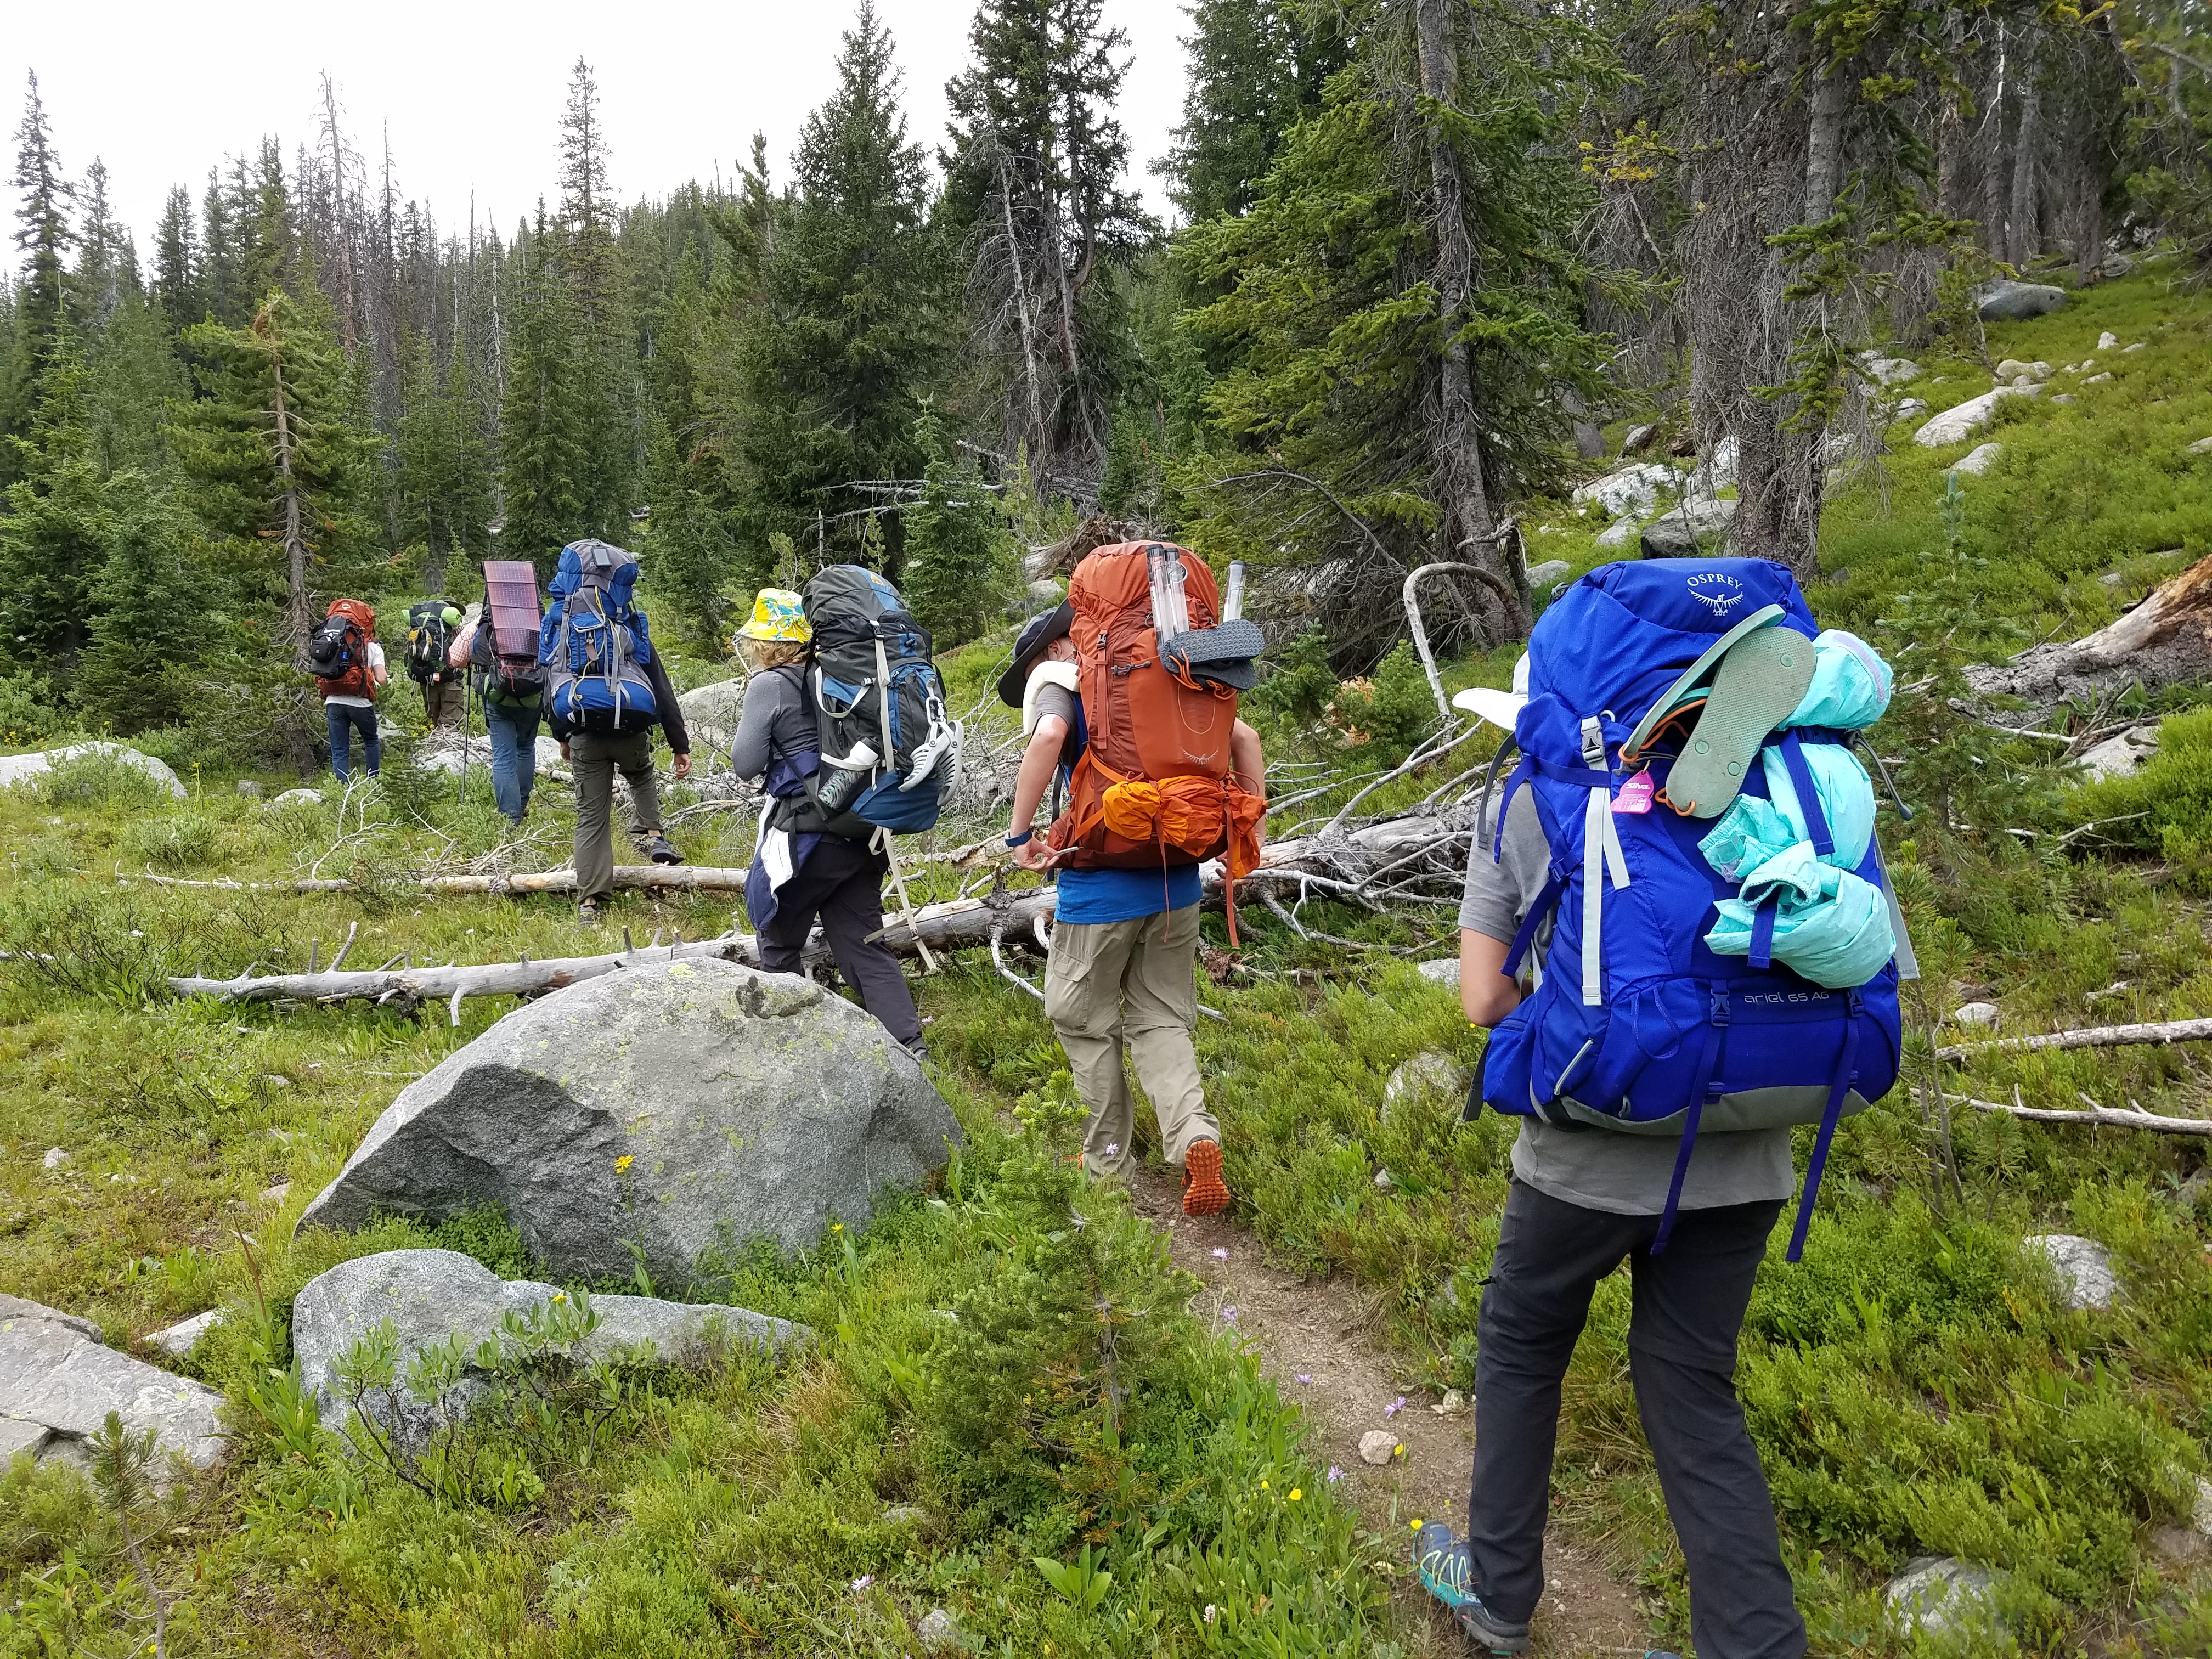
[1460,929,1522,1028]
[1008,716,1068,871]
[1231,719,1265,800]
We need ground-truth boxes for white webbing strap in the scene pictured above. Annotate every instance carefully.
[1578,718,1632,1008]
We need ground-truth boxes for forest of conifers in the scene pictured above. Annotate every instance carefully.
[0,0,2207,752]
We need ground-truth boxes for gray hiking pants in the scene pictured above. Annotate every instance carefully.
[569,730,663,902]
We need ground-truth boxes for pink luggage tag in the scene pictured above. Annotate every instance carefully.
[1612,770,1656,815]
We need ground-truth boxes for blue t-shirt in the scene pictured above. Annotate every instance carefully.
[1034,679,1204,925]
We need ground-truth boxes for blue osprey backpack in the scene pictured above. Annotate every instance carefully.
[1477,557,1915,1261]
[540,540,661,736]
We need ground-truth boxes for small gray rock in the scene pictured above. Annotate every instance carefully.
[1594,517,1642,552]
[145,1308,225,1359]
[1886,1556,2007,1639]
[2051,393,2078,406]
[1384,1051,1472,1114]
[1416,958,1461,989]
[2023,1233,2121,1311]
[267,788,325,810]
[1571,461,1677,520]
[1953,442,2003,477]
[1915,386,2039,449]
[1976,280,2067,321]
[235,780,264,798]
[0,1293,225,1479]
[880,1504,926,1526]
[1373,1169,1395,1192]
[676,679,747,754]
[1995,358,2033,381]
[41,1147,67,1170]
[2098,330,2120,350]
[1357,1429,1400,1465]
[2101,253,2134,279]
[1639,496,1737,560]
[1860,355,1921,387]
[2084,371,2113,385]
[2194,1473,2212,1534]
[917,1607,960,1650]
[289,1248,806,1427]
[1525,558,1570,588]
[1891,397,1929,422]
[2078,724,2160,783]
[2187,437,2212,456]
[299,960,963,1286]
[1950,1001,2000,1028]
[262,1181,291,1206]
[1620,423,1659,456]
[2124,342,2146,354]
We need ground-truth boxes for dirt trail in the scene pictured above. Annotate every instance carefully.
[1128,1166,1650,1658]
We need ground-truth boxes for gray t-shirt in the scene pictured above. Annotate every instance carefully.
[1460,793,1793,1215]
[727,665,816,783]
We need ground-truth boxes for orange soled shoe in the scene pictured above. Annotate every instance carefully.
[1182,1139,1231,1217]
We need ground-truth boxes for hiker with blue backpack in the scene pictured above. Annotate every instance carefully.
[1416,558,1912,1659]
[727,573,962,1058]
[539,539,690,926]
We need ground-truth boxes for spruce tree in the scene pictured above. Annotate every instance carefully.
[555,59,639,543]
[900,409,1014,647]
[74,473,210,732]
[152,185,203,327]
[6,72,77,462]
[395,331,492,585]
[723,0,943,572]
[944,0,1153,492]
[0,329,108,674]
[498,208,590,572]
[1163,0,1348,220]
[170,290,379,655]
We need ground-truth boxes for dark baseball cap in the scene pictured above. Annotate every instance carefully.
[996,602,1075,708]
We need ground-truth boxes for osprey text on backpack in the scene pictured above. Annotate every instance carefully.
[1475,557,1914,1261]
[786,566,961,838]
[309,600,377,700]
[540,540,659,735]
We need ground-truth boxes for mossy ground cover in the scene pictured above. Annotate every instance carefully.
[5,268,2212,1656]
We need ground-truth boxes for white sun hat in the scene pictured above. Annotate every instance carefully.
[1452,652,1531,732]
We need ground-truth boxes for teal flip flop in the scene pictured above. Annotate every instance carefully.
[1664,627,1818,819]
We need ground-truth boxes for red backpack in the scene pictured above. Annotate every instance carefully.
[309,599,378,700]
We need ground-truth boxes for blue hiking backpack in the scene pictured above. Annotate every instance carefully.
[540,540,661,736]
[1477,557,1916,1260]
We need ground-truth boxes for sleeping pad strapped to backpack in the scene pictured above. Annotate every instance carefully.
[1476,557,1911,1261]
[777,565,960,839]
[540,540,659,735]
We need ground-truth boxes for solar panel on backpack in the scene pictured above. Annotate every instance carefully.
[482,560,543,659]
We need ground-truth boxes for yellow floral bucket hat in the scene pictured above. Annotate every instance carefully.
[735,587,810,645]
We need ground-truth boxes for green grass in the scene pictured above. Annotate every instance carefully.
[5,264,2212,1657]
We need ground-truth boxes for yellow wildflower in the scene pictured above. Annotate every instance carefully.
[1288,1488,1302,1502]
[615,1154,634,1173]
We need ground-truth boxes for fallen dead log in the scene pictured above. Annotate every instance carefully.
[1965,549,2212,714]
[1949,1093,2212,1138]
[1936,1014,2212,1063]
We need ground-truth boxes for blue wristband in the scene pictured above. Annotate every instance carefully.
[1006,828,1034,848]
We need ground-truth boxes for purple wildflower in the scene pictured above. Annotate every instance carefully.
[1385,1395,1406,1418]
[1211,1246,1229,1261]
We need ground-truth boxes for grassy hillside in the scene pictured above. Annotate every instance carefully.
[4,263,2211,1657]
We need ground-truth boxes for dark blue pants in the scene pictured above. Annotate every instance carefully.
[483,698,541,822]
[1470,1181,1805,1659]
[326,702,380,782]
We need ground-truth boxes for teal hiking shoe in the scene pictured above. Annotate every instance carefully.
[1414,1521,1531,1654]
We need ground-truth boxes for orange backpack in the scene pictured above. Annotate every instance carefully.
[1046,544,1265,924]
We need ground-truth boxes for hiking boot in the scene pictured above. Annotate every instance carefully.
[639,833,684,866]
[577,899,603,928]
[1414,1521,1530,1655]
[1182,1139,1231,1217]
[1663,626,1818,819]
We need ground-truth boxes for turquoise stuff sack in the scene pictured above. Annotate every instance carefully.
[1701,738,1877,878]
[1703,842,1896,990]
[1785,629,1892,730]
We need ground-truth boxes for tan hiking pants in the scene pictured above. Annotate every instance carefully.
[570,730,663,902]
[1042,904,1218,1177]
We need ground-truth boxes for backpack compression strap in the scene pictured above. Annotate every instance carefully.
[1786,989,1864,1263]
[1652,986,1730,1254]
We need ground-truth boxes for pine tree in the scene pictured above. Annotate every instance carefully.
[1163,0,1348,221]
[721,0,943,572]
[0,329,108,674]
[394,332,492,586]
[944,0,1154,493]
[87,278,187,476]
[71,159,129,330]
[554,59,639,543]
[900,408,1014,646]
[1177,3,1615,650]
[498,208,590,572]
[74,473,211,732]
[170,290,379,654]
[200,167,244,328]
[6,72,78,462]
[153,185,203,327]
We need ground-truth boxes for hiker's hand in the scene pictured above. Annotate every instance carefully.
[559,742,571,762]
[671,753,691,780]
[1013,837,1059,872]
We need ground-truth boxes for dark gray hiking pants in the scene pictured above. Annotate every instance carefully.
[1469,1181,1806,1659]
[569,730,662,902]
[756,835,922,1048]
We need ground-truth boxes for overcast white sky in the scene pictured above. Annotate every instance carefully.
[2,0,1192,260]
